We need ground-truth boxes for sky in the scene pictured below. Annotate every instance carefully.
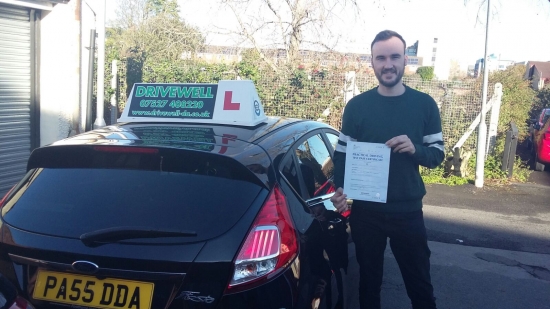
[106,0,550,68]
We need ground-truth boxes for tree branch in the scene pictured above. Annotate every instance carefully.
[224,0,280,72]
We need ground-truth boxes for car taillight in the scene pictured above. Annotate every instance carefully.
[227,184,297,292]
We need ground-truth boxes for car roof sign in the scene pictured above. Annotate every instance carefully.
[118,80,267,127]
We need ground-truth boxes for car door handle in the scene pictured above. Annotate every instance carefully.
[306,197,323,207]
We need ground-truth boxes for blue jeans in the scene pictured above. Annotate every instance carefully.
[350,208,437,309]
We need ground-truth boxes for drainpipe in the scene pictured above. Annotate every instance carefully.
[71,0,81,136]
[94,0,106,128]
[83,0,96,132]
[86,28,96,132]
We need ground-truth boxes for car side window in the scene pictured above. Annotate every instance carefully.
[326,132,339,154]
[538,109,550,126]
[281,156,303,197]
[544,116,550,131]
[295,134,335,199]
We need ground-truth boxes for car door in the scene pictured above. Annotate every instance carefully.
[278,128,348,308]
[533,109,550,147]
[535,116,550,151]
[281,129,347,242]
[280,130,339,215]
[279,130,336,229]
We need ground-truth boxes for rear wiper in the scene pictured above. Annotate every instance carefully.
[80,226,197,247]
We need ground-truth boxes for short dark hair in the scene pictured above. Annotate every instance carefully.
[371,30,406,52]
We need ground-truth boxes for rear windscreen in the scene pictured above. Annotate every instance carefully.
[2,147,265,242]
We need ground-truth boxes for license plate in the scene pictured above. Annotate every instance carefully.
[33,270,154,309]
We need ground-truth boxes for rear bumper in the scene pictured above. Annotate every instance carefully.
[218,266,297,309]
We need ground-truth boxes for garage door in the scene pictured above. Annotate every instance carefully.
[0,5,33,197]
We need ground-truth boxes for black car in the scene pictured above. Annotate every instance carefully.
[0,81,349,309]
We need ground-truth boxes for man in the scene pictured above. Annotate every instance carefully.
[330,30,444,309]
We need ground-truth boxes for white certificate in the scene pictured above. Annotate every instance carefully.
[344,141,391,203]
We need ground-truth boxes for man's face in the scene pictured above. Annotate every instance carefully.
[371,37,407,88]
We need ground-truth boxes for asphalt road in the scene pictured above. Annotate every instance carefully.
[339,170,550,309]
[423,181,550,254]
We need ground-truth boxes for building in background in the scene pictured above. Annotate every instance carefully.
[406,37,450,80]
[524,61,550,90]
[473,54,516,78]
[193,46,424,73]
[0,0,101,197]
[498,59,515,70]
[195,45,242,63]
[405,41,418,57]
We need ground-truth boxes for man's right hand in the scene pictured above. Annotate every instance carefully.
[330,187,348,213]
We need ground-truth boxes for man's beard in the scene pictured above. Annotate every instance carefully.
[375,67,404,88]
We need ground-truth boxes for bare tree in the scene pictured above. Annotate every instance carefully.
[449,60,466,80]
[203,0,549,72]
[210,0,359,71]
[112,0,150,29]
[463,0,550,26]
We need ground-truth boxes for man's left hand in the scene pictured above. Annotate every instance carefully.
[386,135,416,155]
